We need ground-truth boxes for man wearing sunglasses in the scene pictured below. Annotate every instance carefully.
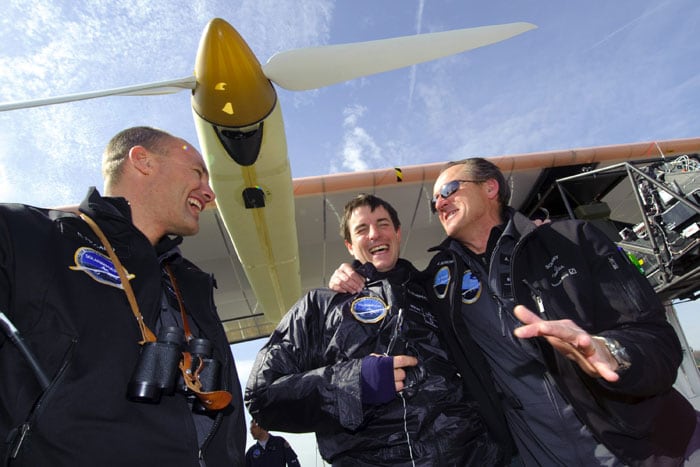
[331,157,699,465]
[246,194,509,466]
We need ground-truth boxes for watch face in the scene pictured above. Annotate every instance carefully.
[594,336,631,371]
[606,338,631,370]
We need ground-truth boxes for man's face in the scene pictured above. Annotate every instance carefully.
[250,420,265,440]
[432,165,492,238]
[149,138,215,238]
[344,205,401,272]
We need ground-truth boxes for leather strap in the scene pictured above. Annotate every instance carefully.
[179,353,232,410]
[163,263,193,341]
[164,254,232,409]
[80,213,156,343]
[80,213,232,410]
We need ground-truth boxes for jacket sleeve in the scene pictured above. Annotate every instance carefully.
[578,222,683,396]
[514,219,685,398]
[281,436,300,466]
[245,291,365,432]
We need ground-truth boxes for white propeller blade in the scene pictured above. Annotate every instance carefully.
[0,76,196,112]
[262,22,536,91]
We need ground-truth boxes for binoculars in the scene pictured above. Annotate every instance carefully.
[126,326,222,408]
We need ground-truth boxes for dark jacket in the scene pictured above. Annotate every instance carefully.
[429,210,695,466]
[425,252,517,462]
[245,260,501,466]
[245,434,300,467]
[0,188,245,466]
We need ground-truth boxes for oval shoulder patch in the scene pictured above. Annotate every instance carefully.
[350,296,388,323]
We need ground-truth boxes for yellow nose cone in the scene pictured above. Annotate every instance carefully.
[192,18,277,127]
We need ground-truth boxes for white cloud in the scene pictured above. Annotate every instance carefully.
[406,0,426,107]
[339,104,387,172]
[233,0,334,57]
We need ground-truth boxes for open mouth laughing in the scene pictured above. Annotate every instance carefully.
[188,197,204,212]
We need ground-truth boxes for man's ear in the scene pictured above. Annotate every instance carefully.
[129,146,152,175]
[484,179,499,200]
[344,240,354,257]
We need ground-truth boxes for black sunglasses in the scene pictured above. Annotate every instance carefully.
[430,179,480,213]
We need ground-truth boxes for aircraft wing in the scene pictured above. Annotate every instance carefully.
[181,137,700,344]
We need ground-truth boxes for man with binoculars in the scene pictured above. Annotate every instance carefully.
[0,127,245,466]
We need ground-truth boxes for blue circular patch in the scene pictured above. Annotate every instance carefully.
[461,270,481,304]
[433,266,451,299]
[69,247,134,288]
[350,296,388,323]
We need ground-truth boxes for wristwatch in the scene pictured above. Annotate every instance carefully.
[594,336,631,371]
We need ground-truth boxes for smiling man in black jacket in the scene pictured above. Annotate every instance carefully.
[429,157,698,466]
[0,127,245,466]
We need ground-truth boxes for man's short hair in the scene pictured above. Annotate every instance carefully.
[443,157,511,209]
[102,126,174,184]
[340,194,401,243]
[251,419,266,430]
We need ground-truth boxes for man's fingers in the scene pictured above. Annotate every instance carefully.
[513,305,544,338]
[514,305,590,345]
[388,355,421,391]
[593,361,620,383]
[547,336,599,376]
[392,355,418,369]
[339,263,365,292]
[347,276,365,292]
[513,305,541,325]
[539,335,620,382]
[328,264,364,293]
[389,355,417,391]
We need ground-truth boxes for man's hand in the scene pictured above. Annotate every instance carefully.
[513,305,620,382]
[328,263,365,294]
[361,354,418,405]
[391,355,419,391]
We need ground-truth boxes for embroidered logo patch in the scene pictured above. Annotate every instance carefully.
[544,254,578,287]
[350,296,388,323]
[461,270,481,304]
[69,247,134,288]
[433,266,451,299]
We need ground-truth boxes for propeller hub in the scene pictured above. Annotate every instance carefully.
[192,18,276,127]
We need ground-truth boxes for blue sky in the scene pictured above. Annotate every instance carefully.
[2,1,699,463]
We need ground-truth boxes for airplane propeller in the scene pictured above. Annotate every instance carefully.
[0,20,536,111]
[263,22,536,91]
[0,77,197,112]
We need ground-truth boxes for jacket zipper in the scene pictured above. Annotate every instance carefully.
[493,294,508,337]
[521,280,546,314]
[9,338,78,459]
